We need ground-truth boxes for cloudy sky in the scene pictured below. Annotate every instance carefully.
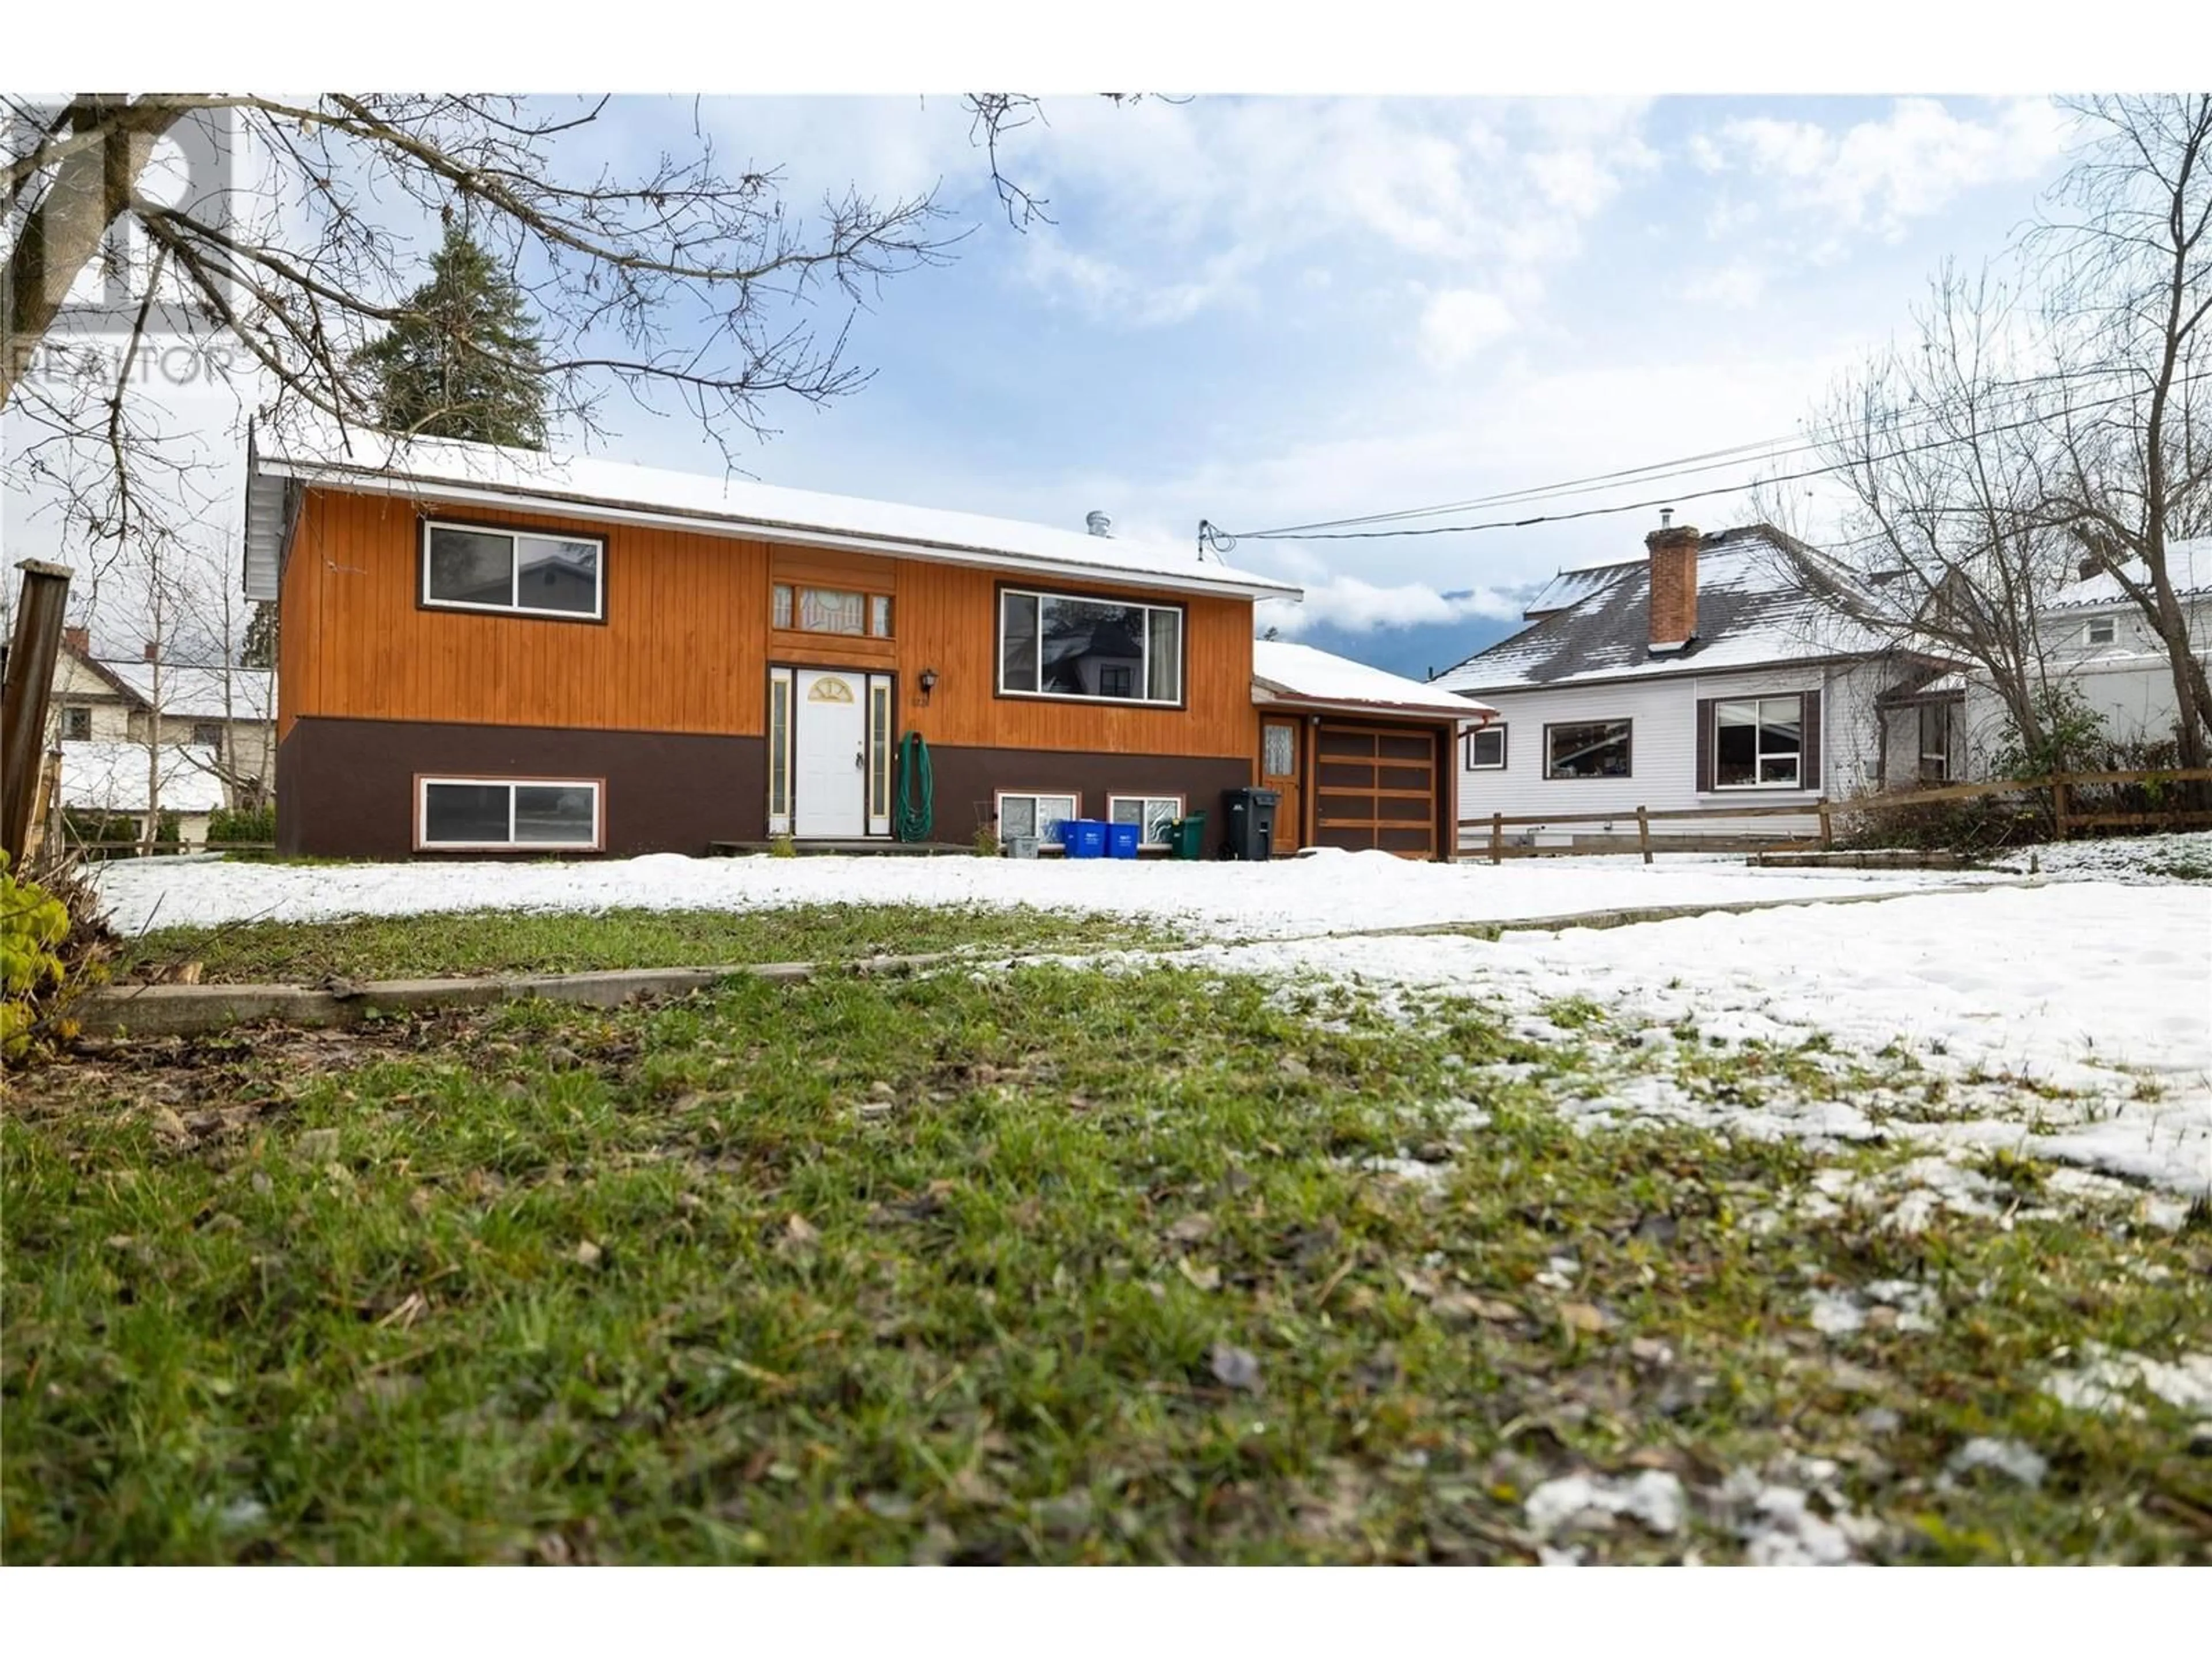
[615,94,2078,650]
[6,92,2084,668]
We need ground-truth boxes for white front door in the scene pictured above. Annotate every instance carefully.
[794,669,868,838]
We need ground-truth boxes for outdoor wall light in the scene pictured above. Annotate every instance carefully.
[919,667,939,702]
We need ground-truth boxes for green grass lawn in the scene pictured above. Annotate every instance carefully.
[6,963,2208,1564]
[115,903,1173,984]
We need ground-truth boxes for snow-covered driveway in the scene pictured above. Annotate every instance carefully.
[92,846,1994,938]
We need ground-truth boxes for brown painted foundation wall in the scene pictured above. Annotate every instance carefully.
[277,718,1256,859]
[277,717,767,859]
[923,745,1254,850]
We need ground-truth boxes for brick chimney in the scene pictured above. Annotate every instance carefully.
[62,625,90,653]
[143,639,159,662]
[1646,512,1700,650]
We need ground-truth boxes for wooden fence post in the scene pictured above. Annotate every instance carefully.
[1635,805,1652,865]
[2051,778,2071,842]
[2,560,75,869]
[1490,812,1503,866]
[1817,797,1834,850]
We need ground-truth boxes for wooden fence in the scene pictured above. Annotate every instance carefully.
[1457,768,2212,865]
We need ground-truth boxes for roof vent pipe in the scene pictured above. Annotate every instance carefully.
[1085,511,1112,537]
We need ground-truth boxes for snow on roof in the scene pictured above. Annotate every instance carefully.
[93,661,273,722]
[1428,528,1890,695]
[1520,560,1637,619]
[247,423,1300,603]
[60,741,226,813]
[1253,639,1495,720]
[2045,537,2212,609]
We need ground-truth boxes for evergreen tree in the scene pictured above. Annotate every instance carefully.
[240,601,277,668]
[355,226,550,448]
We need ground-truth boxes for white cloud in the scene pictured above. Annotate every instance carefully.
[1419,289,1516,362]
[1258,577,1524,638]
[1682,259,1767,308]
[1697,97,2070,237]
[995,97,1660,329]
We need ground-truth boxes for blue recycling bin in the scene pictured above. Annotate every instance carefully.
[1058,818,1108,859]
[1106,821,1141,859]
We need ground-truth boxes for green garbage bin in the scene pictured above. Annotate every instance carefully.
[1167,810,1208,860]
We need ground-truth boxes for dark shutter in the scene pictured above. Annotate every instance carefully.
[1695,697,1715,793]
[1800,689,1822,791]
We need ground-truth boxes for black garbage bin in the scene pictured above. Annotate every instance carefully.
[1223,786,1281,861]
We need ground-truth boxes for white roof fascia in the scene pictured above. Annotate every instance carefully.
[256,458,1302,604]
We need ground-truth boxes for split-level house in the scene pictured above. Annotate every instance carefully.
[243,427,1487,860]
[1430,518,1929,849]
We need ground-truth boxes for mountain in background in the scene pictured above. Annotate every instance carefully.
[1271,593,1525,683]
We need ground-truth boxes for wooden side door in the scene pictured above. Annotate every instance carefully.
[1260,717,1302,854]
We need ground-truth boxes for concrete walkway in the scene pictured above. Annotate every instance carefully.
[71,879,2050,1040]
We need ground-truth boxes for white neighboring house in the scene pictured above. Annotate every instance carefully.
[46,629,275,809]
[1429,519,1938,850]
[58,740,228,851]
[2013,539,2209,757]
[1869,539,2212,782]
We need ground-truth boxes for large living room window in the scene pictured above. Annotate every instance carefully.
[422,521,604,620]
[418,777,602,850]
[1714,696,1804,789]
[1544,719,1632,779]
[998,589,1183,705]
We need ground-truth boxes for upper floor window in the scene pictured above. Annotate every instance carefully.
[59,704,92,741]
[998,588,1183,705]
[422,521,604,620]
[773,582,892,638]
[1714,696,1802,789]
[2086,615,2116,646]
[190,722,224,749]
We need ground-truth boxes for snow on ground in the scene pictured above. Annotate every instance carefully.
[89,846,1998,938]
[88,845,2207,1196]
[1140,884,2212,1195]
[1992,830,2212,883]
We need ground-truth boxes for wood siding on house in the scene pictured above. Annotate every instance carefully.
[280,486,1256,762]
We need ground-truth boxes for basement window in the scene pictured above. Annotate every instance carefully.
[1464,725,1507,770]
[1544,719,1633,780]
[418,777,602,851]
[995,791,1078,846]
[1108,794,1184,844]
[1714,696,1803,789]
[422,521,604,620]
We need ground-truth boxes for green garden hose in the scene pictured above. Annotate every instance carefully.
[894,730,934,843]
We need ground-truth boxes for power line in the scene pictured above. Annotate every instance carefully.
[1211,370,2196,546]
[1230,363,2154,541]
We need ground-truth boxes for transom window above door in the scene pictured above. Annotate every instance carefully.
[422,521,604,620]
[773,582,892,638]
[1714,696,1804,788]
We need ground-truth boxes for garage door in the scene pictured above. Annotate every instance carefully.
[1313,722,1439,858]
